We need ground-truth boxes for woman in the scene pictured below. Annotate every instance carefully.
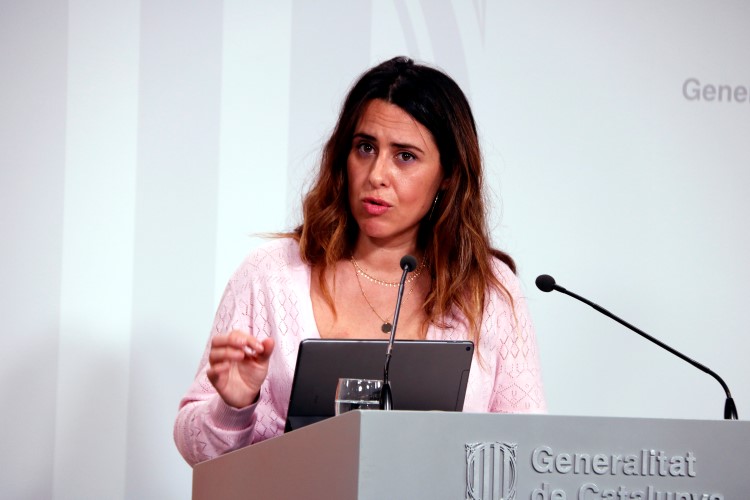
[174,56,546,466]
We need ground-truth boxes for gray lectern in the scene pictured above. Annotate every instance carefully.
[193,412,749,499]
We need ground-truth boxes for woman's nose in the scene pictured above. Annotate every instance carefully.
[368,154,389,187]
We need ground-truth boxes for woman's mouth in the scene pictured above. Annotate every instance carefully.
[363,197,390,215]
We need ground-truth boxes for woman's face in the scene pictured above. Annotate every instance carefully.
[347,99,445,248]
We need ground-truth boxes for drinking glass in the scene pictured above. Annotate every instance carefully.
[334,378,383,415]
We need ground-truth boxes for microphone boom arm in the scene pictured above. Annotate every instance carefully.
[380,255,417,411]
[546,279,738,420]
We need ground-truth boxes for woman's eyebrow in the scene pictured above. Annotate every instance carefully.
[352,132,424,154]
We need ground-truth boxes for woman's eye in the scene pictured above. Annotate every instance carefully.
[357,143,375,154]
[397,152,416,162]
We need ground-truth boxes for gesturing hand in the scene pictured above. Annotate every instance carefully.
[206,331,275,409]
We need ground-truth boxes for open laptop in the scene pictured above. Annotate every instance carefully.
[284,338,474,432]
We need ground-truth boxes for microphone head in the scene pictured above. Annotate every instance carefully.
[535,274,556,293]
[400,255,418,272]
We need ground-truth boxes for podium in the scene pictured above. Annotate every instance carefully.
[193,411,749,499]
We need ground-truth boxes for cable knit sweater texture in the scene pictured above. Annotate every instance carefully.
[174,238,546,466]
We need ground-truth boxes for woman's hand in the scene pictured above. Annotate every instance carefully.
[206,331,275,409]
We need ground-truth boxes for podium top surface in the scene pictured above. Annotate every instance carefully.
[194,412,750,500]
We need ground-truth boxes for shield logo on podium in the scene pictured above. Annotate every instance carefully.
[465,442,517,500]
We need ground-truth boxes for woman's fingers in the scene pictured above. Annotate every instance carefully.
[209,331,267,362]
[208,346,244,364]
[211,331,265,353]
[207,360,232,375]
[206,332,273,409]
[256,337,275,362]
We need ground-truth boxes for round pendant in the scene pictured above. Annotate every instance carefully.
[381,322,392,334]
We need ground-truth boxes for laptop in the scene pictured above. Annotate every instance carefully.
[284,338,474,432]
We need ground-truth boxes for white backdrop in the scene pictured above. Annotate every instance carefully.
[2,1,748,498]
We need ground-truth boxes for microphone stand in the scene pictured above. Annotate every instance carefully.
[380,256,416,410]
[537,275,738,420]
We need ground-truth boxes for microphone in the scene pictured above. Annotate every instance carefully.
[536,274,737,420]
[380,255,418,410]
[535,274,738,420]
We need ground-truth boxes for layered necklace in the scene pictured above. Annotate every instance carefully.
[350,255,426,334]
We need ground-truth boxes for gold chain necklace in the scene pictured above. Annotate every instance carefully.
[350,255,426,287]
[352,260,419,334]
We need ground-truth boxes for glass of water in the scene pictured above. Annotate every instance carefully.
[334,378,383,415]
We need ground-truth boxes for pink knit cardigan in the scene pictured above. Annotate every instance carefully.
[174,238,546,466]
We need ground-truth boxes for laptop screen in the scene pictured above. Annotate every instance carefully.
[284,339,474,432]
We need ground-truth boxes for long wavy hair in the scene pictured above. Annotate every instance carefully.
[288,56,515,345]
